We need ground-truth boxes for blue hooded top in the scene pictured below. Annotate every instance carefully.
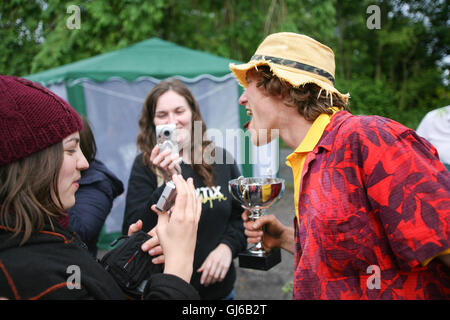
[68,159,124,257]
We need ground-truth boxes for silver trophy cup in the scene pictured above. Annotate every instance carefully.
[229,177,285,270]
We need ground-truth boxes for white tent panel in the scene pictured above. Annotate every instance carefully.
[48,83,68,101]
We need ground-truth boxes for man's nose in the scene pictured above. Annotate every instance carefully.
[238,90,248,106]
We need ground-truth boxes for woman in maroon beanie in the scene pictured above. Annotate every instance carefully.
[0,75,201,299]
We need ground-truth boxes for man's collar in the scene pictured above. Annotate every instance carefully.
[291,107,341,155]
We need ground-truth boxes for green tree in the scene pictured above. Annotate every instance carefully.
[0,1,44,76]
[1,0,447,129]
[31,0,166,73]
[333,0,449,128]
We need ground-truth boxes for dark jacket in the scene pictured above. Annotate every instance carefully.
[0,221,199,300]
[68,159,124,256]
[122,148,246,299]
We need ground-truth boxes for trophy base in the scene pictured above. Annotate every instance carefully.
[238,247,281,271]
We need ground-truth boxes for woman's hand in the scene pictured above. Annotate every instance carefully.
[197,243,232,287]
[151,174,202,283]
[150,145,182,182]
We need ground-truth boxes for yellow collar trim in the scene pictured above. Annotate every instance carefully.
[286,107,340,164]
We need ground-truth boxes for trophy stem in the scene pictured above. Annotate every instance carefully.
[248,208,262,222]
[249,243,265,256]
[248,208,265,255]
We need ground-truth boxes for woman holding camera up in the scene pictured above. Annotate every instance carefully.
[0,75,201,299]
[123,78,246,300]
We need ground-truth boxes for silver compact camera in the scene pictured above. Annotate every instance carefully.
[155,124,178,157]
[155,180,177,212]
[155,124,179,212]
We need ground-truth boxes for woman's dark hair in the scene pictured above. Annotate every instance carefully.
[137,78,214,186]
[0,143,65,245]
[79,116,97,163]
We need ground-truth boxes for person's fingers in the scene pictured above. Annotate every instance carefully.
[148,226,157,238]
[211,264,223,284]
[205,264,224,286]
[249,214,273,230]
[170,174,189,220]
[127,219,142,236]
[150,204,160,214]
[151,204,166,216]
[244,220,266,233]
[244,227,264,238]
[246,236,262,244]
[151,148,172,167]
[152,204,170,236]
[168,153,182,163]
[206,263,218,286]
[142,225,165,263]
[186,177,202,223]
[158,156,173,170]
[152,174,197,225]
[185,177,197,221]
[243,218,263,244]
[148,245,163,257]
[149,145,160,162]
[152,255,165,264]
[241,211,249,223]
[243,216,265,233]
[141,236,159,252]
[218,265,228,282]
[168,159,182,175]
[199,258,224,286]
[199,263,211,286]
[199,270,207,286]
[195,193,202,222]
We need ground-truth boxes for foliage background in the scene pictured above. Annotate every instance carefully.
[1,0,448,130]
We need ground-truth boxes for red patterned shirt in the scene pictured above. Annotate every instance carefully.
[292,111,450,299]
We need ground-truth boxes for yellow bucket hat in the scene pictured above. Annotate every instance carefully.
[229,32,349,104]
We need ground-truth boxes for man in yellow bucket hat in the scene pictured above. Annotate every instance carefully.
[230,32,450,299]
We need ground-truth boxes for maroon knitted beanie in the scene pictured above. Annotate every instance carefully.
[0,75,82,166]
